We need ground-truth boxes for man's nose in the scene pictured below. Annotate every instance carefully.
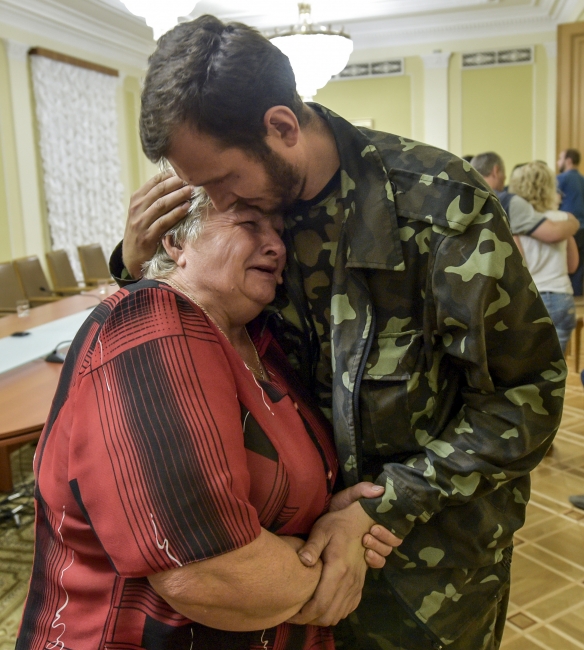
[205,188,238,213]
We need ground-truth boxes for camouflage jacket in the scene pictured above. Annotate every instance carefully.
[271,105,565,641]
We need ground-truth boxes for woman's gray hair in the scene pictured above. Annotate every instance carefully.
[142,186,214,279]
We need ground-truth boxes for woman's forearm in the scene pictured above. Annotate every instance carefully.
[148,528,322,631]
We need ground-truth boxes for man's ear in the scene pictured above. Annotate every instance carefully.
[162,235,186,267]
[263,106,300,148]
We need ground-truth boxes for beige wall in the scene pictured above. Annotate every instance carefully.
[312,32,558,176]
[0,44,16,262]
[461,64,533,173]
[315,73,412,137]
[0,21,154,267]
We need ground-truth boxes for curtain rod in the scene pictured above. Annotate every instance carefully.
[28,47,119,78]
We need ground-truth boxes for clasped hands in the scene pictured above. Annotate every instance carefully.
[286,482,402,627]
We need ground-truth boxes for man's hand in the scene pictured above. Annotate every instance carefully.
[123,172,194,278]
[287,501,395,626]
[328,482,402,569]
[531,211,580,243]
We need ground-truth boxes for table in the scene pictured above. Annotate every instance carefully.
[0,285,118,492]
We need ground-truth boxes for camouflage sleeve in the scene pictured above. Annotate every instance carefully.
[360,194,565,539]
[109,240,139,288]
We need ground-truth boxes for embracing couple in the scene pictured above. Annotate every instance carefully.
[17,14,563,650]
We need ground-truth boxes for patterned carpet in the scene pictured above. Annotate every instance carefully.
[1,366,584,649]
[0,444,34,650]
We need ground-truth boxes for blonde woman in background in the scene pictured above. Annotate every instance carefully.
[509,161,579,352]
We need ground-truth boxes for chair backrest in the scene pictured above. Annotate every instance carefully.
[77,244,111,284]
[46,249,79,289]
[13,256,54,300]
[0,262,26,311]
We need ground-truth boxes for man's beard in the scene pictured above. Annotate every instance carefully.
[260,148,304,213]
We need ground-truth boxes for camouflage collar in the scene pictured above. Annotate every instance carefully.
[309,103,405,272]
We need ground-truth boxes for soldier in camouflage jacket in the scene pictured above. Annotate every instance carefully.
[260,104,564,649]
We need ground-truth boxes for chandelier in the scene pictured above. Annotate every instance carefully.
[269,3,353,101]
[120,0,199,40]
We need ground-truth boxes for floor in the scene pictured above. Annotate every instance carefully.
[0,366,583,649]
[500,367,584,650]
[0,444,34,650]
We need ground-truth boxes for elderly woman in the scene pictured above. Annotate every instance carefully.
[17,190,388,650]
[509,161,579,353]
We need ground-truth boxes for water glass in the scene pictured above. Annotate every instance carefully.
[16,299,30,318]
[97,280,108,297]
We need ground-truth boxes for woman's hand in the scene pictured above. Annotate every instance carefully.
[329,482,403,570]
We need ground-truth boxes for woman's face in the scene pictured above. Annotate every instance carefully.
[174,208,286,325]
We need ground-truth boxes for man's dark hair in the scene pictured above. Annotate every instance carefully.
[470,152,505,177]
[565,149,581,166]
[140,14,307,162]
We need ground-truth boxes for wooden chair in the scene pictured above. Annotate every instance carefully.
[77,244,112,286]
[13,256,63,306]
[0,261,27,314]
[46,249,87,295]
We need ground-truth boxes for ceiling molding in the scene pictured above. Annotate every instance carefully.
[552,0,584,22]
[348,11,557,50]
[0,0,154,70]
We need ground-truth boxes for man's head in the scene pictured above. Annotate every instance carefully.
[558,149,581,173]
[471,152,506,192]
[139,15,309,213]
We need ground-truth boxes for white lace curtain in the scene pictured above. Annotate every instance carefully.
[31,55,125,281]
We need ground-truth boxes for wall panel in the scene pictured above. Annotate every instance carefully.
[462,64,533,174]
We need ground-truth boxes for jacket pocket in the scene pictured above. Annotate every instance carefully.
[360,330,423,455]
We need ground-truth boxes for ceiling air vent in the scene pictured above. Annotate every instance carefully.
[462,47,533,69]
[333,59,404,80]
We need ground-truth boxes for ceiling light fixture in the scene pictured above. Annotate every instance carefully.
[269,3,353,101]
[119,0,199,40]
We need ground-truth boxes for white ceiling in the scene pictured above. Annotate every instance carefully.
[185,0,584,52]
[2,0,584,69]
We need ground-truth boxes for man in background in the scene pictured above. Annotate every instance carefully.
[559,150,584,510]
[557,149,584,295]
[472,151,579,246]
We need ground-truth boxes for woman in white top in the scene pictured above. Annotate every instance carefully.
[509,161,579,353]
